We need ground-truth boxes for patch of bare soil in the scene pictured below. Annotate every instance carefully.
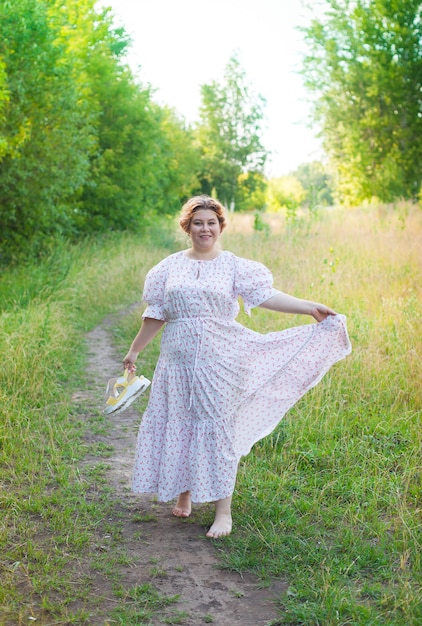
[77,308,287,625]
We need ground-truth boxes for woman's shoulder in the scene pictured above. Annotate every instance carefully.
[219,250,251,264]
[226,252,269,272]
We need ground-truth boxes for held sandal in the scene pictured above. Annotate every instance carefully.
[103,369,150,415]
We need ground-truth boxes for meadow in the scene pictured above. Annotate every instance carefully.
[0,204,420,625]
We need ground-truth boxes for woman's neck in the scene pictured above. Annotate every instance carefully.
[185,247,222,260]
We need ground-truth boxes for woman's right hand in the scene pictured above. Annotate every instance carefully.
[123,349,139,373]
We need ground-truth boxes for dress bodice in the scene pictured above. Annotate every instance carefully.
[142,250,279,322]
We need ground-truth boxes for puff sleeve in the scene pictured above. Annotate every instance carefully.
[234,256,280,315]
[141,258,169,321]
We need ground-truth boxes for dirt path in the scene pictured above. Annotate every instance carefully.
[78,308,286,625]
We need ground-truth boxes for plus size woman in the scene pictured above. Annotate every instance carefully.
[123,195,351,538]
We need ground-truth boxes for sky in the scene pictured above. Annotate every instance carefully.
[98,0,324,177]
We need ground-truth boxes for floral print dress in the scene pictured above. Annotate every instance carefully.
[132,251,351,503]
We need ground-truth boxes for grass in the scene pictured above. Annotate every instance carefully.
[0,228,174,624]
[112,582,180,624]
[0,204,421,624]
[221,206,422,625]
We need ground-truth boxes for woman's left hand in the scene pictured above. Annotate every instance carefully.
[310,305,337,322]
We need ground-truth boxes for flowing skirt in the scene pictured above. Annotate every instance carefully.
[132,314,351,502]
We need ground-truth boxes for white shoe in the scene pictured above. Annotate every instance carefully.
[103,369,150,415]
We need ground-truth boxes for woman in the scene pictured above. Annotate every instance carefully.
[123,195,351,538]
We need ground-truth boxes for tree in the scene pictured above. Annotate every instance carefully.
[48,0,157,233]
[0,0,95,258]
[49,0,200,231]
[0,0,200,261]
[196,54,268,209]
[266,175,306,220]
[150,106,201,214]
[302,0,422,203]
[75,55,159,232]
[294,160,334,207]
[235,170,267,212]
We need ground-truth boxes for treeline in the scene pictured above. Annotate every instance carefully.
[0,0,202,262]
[0,1,271,264]
[2,0,421,263]
[302,0,422,204]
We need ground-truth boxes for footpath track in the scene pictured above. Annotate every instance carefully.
[75,308,285,625]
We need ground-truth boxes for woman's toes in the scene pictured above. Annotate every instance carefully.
[172,506,191,518]
[206,518,232,538]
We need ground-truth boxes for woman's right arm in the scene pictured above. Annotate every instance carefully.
[123,317,165,371]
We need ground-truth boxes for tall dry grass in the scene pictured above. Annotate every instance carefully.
[217,205,422,625]
[1,205,420,624]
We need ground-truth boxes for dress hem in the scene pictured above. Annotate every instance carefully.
[131,487,234,504]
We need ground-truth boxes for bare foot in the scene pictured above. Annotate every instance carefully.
[172,491,191,518]
[206,512,232,539]
[206,496,233,538]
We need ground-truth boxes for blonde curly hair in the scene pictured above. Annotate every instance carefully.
[179,195,227,234]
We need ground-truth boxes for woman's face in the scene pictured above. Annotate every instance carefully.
[189,209,221,252]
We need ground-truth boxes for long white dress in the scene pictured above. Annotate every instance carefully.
[132,250,351,503]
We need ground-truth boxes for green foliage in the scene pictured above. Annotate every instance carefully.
[76,61,158,232]
[42,0,199,234]
[235,170,267,212]
[0,57,10,158]
[302,0,422,203]
[0,0,200,263]
[253,210,270,235]
[50,0,145,233]
[136,105,201,217]
[266,175,306,220]
[0,0,96,259]
[293,160,334,207]
[196,54,268,209]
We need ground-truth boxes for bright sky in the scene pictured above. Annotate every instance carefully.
[99,0,324,177]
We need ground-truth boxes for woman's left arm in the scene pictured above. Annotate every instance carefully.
[259,292,337,322]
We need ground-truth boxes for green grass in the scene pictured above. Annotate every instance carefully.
[112,582,180,624]
[117,205,422,624]
[0,226,176,624]
[221,206,422,625]
[1,205,421,624]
